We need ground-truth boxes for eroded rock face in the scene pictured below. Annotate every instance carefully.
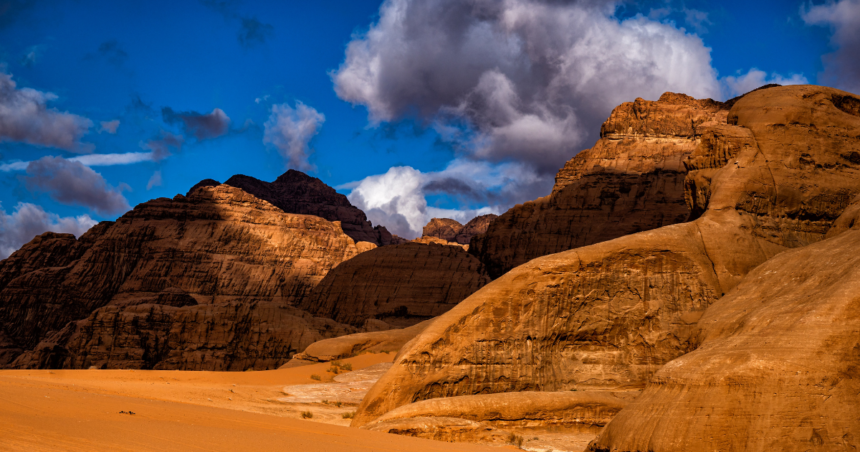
[470,93,728,279]
[291,319,433,363]
[455,215,497,245]
[299,243,490,328]
[1,184,365,370]
[422,218,463,243]
[589,218,860,451]
[353,85,860,427]
[218,170,393,246]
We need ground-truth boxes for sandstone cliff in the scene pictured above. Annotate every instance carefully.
[199,169,394,246]
[422,215,497,246]
[589,203,860,451]
[299,243,490,328]
[470,93,727,278]
[352,85,860,432]
[1,184,367,370]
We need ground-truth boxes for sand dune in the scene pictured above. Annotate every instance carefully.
[0,354,505,451]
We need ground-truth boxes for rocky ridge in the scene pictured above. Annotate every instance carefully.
[203,170,394,246]
[352,85,860,444]
[470,93,727,278]
[1,184,368,370]
[299,243,490,328]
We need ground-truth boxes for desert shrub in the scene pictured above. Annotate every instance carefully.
[342,412,355,419]
[507,433,524,448]
[340,363,352,371]
[301,411,313,419]
[310,374,321,381]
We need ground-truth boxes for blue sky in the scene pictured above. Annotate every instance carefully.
[0,0,857,256]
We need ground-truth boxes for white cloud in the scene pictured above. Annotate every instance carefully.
[263,102,325,171]
[723,68,809,98]
[0,70,93,152]
[0,202,97,259]
[0,151,155,172]
[346,159,539,238]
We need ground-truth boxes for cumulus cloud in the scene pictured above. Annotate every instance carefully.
[146,170,162,190]
[333,0,722,174]
[333,0,742,232]
[723,68,809,98]
[21,156,130,216]
[162,107,231,140]
[263,102,324,171]
[0,70,93,151]
[346,159,539,238]
[141,132,184,161]
[802,0,860,94]
[99,119,120,134]
[1,151,155,172]
[0,202,97,259]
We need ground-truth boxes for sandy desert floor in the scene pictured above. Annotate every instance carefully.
[0,353,509,452]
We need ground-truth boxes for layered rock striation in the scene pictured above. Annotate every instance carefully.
[1,184,366,370]
[589,205,860,451]
[353,86,860,429]
[299,243,490,328]
[470,93,728,278]
[203,170,394,246]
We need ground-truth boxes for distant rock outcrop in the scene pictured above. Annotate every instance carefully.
[422,215,497,246]
[353,85,860,433]
[1,184,367,370]
[470,93,727,278]
[299,243,490,328]
[198,170,395,246]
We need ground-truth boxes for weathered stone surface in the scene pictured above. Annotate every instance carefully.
[220,170,393,246]
[1,184,366,370]
[366,417,512,445]
[470,93,729,279]
[353,85,860,427]
[454,215,497,245]
[292,319,432,363]
[411,236,467,250]
[589,220,860,451]
[422,218,463,243]
[300,243,490,328]
[365,391,628,432]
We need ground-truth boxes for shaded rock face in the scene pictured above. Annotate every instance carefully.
[353,85,860,427]
[1,184,365,370]
[299,243,490,328]
[291,319,433,363]
[422,215,497,245]
[589,218,860,451]
[216,170,393,246]
[470,93,728,279]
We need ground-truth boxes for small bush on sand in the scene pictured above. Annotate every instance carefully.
[507,433,524,448]
[301,411,313,419]
[310,374,321,381]
[342,412,355,419]
[340,363,352,371]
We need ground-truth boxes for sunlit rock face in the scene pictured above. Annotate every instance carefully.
[1,184,366,370]
[352,86,860,433]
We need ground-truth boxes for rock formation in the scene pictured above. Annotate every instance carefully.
[470,93,727,278]
[352,85,860,433]
[290,319,433,363]
[589,207,860,451]
[207,170,394,246]
[1,184,368,370]
[299,243,490,328]
[422,215,497,246]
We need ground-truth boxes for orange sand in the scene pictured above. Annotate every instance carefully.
[0,354,505,451]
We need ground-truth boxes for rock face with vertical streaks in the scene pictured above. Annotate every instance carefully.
[1,183,367,370]
[300,243,490,329]
[221,170,394,246]
[352,85,860,433]
[470,93,728,279]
